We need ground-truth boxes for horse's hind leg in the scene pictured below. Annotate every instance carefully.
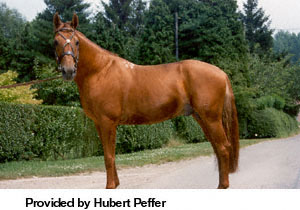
[94,117,119,189]
[193,113,231,189]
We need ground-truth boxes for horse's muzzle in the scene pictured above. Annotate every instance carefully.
[62,67,76,81]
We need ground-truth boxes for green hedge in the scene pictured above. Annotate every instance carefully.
[0,103,175,162]
[247,108,298,138]
[0,103,100,162]
[1,103,297,163]
[172,116,206,143]
[116,122,174,154]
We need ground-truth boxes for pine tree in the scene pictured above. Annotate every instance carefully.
[241,0,273,54]
[178,0,247,63]
[273,31,300,64]
[138,0,175,64]
[100,0,146,37]
[102,0,134,30]
[93,0,146,62]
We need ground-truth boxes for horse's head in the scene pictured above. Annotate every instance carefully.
[53,12,79,81]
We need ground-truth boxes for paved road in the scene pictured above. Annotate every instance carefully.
[1,135,300,189]
[131,134,300,189]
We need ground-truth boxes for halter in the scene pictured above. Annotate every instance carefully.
[54,28,79,72]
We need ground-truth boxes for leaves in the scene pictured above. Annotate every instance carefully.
[0,71,42,105]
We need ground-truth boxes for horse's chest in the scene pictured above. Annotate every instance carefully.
[79,86,122,122]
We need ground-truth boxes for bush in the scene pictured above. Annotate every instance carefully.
[116,122,174,154]
[0,102,100,162]
[247,108,298,138]
[273,95,285,110]
[256,95,285,110]
[0,70,42,104]
[172,116,206,143]
[256,95,275,110]
[0,103,175,162]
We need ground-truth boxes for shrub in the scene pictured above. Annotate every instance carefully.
[0,70,42,104]
[273,95,285,110]
[172,116,206,143]
[256,95,275,110]
[256,95,285,110]
[0,103,175,162]
[116,121,174,154]
[0,102,100,162]
[247,108,298,138]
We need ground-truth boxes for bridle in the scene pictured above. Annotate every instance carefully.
[54,28,79,72]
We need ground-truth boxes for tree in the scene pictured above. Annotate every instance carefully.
[0,3,25,40]
[241,0,273,54]
[177,0,247,64]
[0,3,26,71]
[273,31,300,64]
[93,0,146,62]
[102,0,134,30]
[138,0,175,64]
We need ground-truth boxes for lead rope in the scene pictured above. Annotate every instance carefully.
[0,76,62,89]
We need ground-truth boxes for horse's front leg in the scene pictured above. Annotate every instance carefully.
[95,117,119,189]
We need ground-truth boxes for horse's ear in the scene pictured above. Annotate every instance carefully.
[53,12,62,30]
[71,13,79,29]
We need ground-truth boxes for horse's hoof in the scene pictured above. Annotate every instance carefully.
[217,184,229,189]
[106,184,117,189]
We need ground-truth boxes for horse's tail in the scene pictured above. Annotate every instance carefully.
[222,77,240,173]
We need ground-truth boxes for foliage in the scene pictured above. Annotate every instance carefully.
[178,0,248,63]
[273,31,300,64]
[0,102,100,162]
[32,60,80,106]
[172,116,206,143]
[241,0,273,54]
[0,103,175,162]
[0,71,42,104]
[116,121,174,153]
[256,95,285,110]
[0,3,25,40]
[0,102,211,163]
[92,0,146,62]
[138,0,175,64]
[0,3,26,72]
[247,108,298,138]
[102,0,134,30]
[248,54,295,102]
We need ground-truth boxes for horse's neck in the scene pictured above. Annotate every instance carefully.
[75,32,115,84]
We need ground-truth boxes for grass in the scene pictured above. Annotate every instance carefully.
[0,138,269,180]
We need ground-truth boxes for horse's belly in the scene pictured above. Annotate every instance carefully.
[120,98,192,125]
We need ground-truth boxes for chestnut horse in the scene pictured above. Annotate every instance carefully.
[53,13,239,189]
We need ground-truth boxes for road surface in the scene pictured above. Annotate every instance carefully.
[0,134,300,189]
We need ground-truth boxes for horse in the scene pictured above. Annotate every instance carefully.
[53,13,239,189]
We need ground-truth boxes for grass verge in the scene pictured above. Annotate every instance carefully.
[0,139,274,180]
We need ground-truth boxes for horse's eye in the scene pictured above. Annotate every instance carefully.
[76,40,79,46]
[54,40,58,46]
